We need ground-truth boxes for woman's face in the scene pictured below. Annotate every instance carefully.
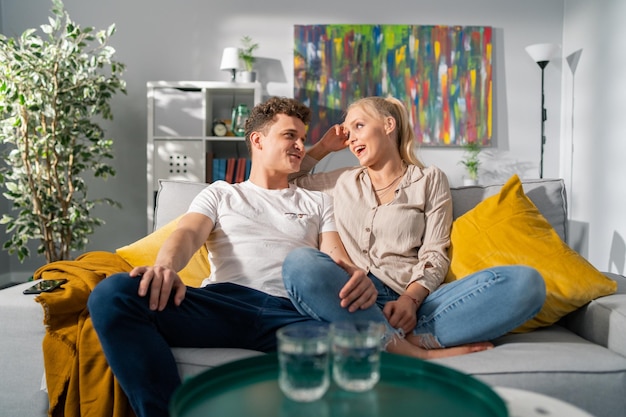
[343,105,394,167]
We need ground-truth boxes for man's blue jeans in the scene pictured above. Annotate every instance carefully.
[282,247,546,348]
[88,274,313,417]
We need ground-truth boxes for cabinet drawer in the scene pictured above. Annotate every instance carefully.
[153,140,205,188]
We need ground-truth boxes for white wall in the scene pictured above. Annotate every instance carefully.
[561,0,626,274]
[3,0,595,277]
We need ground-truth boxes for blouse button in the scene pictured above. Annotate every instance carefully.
[362,249,367,254]
[365,227,370,232]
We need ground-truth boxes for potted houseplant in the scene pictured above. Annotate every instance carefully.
[237,35,259,83]
[0,0,126,263]
[459,142,482,186]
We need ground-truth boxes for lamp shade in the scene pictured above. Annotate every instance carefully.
[566,49,583,74]
[525,43,561,64]
[220,47,241,71]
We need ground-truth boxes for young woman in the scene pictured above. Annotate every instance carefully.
[283,96,546,358]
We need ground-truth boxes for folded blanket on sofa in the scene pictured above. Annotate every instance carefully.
[34,251,135,417]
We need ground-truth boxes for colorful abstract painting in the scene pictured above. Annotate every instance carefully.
[294,25,492,146]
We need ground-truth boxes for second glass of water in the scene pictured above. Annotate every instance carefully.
[331,320,385,392]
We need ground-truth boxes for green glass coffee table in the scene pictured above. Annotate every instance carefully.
[170,352,507,417]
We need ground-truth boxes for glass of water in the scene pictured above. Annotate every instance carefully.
[330,320,385,392]
[277,322,330,402]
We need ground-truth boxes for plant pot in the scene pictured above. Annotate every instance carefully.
[463,178,479,186]
[236,71,257,83]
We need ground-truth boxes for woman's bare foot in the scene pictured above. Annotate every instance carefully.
[420,341,494,359]
[386,336,493,359]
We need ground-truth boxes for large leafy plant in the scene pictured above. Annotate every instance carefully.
[0,0,126,263]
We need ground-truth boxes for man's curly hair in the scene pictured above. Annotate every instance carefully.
[244,97,311,154]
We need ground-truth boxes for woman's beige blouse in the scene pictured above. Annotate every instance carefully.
[293,156,453,295]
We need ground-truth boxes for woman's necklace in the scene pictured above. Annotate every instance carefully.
[372,166,407,199]
[374,173,404,192]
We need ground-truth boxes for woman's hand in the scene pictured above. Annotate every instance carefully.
[305,124,349,161]
[319,124,349,153]
[383,296,418,334]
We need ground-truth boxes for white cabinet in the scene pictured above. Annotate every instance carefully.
[147,81,262,230]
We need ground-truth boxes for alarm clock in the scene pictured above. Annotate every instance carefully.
[212,120,228,137]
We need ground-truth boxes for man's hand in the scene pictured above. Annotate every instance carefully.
[131,265,187,311]
[318,232,376,313]
[336,259,378,312]
[383,297,418,334]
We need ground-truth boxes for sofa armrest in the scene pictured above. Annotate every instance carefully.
[560,272,626,357]
[0,281,49,415]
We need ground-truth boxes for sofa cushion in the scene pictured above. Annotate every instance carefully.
[173,348,263,380]
[154,180,208,231]
[450,177,567,241]
[116,215,210,287]
[433,325,626,417]
[445,175,617,332]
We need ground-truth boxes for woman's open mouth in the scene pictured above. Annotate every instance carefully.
[353,145,366,157]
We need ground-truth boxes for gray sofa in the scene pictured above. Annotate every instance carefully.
[1,177,625,417]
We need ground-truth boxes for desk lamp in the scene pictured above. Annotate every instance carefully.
[220,47,240,82]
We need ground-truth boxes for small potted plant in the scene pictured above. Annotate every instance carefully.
[459,142,482,186]
[237,35,259,83]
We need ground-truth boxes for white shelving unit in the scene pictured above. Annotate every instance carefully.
[146,81,262,231]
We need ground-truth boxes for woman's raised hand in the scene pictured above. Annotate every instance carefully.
[319,124,350,153]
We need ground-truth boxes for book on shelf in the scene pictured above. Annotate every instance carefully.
[225,158,236,183]
[235,157,247,183]
[208,156,250,184]
[244,159,251,180]
[212,158,226,182]
[205,152,213,183]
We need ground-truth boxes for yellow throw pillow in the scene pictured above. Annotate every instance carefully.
[445,174,617,333]
[116,215,210,288]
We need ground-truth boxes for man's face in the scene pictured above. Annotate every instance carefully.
[253,114,307,174]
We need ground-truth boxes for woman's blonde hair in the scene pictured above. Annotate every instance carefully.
[346,96,424,168]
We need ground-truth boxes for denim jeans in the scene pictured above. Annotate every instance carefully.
[282,247,546,348]
[88,273,313,417]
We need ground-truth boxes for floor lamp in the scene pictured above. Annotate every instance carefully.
[525,43,561,178]
[566,49,583,221]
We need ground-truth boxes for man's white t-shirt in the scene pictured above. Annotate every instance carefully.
[187,180,336,298]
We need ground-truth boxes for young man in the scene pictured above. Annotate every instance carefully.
[87,97,376,417]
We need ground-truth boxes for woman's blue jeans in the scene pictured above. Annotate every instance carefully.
[88,274,313,417]
[282,247,546,348]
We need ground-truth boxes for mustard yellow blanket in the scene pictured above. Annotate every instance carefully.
[35,251,136,417]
